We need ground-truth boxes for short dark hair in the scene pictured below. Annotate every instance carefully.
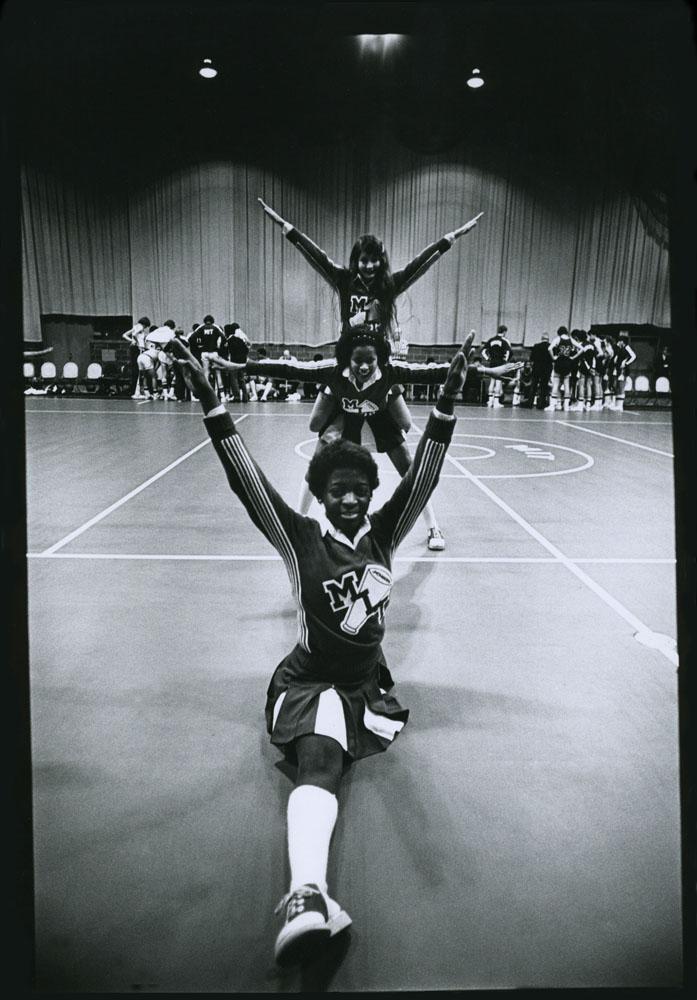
[557,326,569,336]
[203,314,215,324]
[497,324,508,334]
[306,440,379,500]
[137,316,151,326]
[164,319,176,329]
[335,327,391,370]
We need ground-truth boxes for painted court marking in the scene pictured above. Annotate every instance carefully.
[27,552,675,565]
[438,447,678,667]
[39,415,248,555]
[554,421,674,457]
[295,435,594,480]
[24,405,673,427]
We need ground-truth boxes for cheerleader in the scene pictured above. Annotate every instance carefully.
[212,328,519,551]
[258,197,482,444]
[166,332,472,967]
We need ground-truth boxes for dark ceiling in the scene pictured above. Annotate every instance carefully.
[1,0,694,191]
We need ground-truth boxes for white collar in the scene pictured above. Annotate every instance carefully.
[314,509,372,550]
[342,366,382,391]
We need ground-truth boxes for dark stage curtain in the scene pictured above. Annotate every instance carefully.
[21,138,670,347]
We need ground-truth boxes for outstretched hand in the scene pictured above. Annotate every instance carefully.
[449,212,484,241]
[494,361,524,380]
[165,339,216,404]
[257,197,288,228]
[442,331,475,397]
[210,355,246,372]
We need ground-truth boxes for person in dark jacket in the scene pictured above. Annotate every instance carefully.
[528,333,553,409]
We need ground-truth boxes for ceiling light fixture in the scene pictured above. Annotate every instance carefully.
[199,58,218,79]
[467,68,484,89]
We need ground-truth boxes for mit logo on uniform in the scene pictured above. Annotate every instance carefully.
[341,398,380,415]
[322,565,393,635]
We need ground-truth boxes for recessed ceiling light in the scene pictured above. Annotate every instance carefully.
[199,58,217,79]
[467,68,484,89]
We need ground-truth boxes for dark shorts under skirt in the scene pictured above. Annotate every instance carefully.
[265,647,409,763]
[338,410,405,454]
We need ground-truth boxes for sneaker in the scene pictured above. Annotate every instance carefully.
[544,403,556,412]
[325,894,352,938]
[427,527,446,551]
[274,884,331,966]
[131,392,142,399]
[492,400,503,409]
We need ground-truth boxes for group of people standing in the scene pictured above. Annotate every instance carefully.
[481,325,637,412]
[122,316,252,401]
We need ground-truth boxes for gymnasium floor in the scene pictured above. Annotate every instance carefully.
[25,397,682,992]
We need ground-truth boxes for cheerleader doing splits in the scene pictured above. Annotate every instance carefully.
[258,197,484,547]
[167,331,473,967]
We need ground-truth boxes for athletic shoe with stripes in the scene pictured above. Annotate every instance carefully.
[274,884,351,966]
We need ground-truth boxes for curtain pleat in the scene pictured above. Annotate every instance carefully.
[21,139,670,345]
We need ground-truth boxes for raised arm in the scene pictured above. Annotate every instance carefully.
[211,355,338,379]
[370,333,473,553]
[166,339,305,548]
[622,345,637,367]
[393,212,484,295]
[258,197,344,288]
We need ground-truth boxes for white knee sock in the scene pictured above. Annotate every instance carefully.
[421,500,438,532]
[287,784,338,894]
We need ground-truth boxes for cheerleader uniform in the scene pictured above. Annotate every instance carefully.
[282,225,455,334]
[202,399,456,761]
[244,356,452,453]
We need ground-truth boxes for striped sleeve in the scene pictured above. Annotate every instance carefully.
[369,406,456,553]
[203,411,311,650]
[284,226,345,288]
[392,237,453,295]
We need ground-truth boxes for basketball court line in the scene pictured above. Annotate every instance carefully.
[24,406,673,426]
[553,421,674,457]
[435,446,678,666]
[38,415,248,556]
[26,552,675,564]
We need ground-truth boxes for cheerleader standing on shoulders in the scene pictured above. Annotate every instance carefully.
[167,332,473,967]
[258,197,483,549]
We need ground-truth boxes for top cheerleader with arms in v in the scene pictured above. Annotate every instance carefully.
[258,197,483,335]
